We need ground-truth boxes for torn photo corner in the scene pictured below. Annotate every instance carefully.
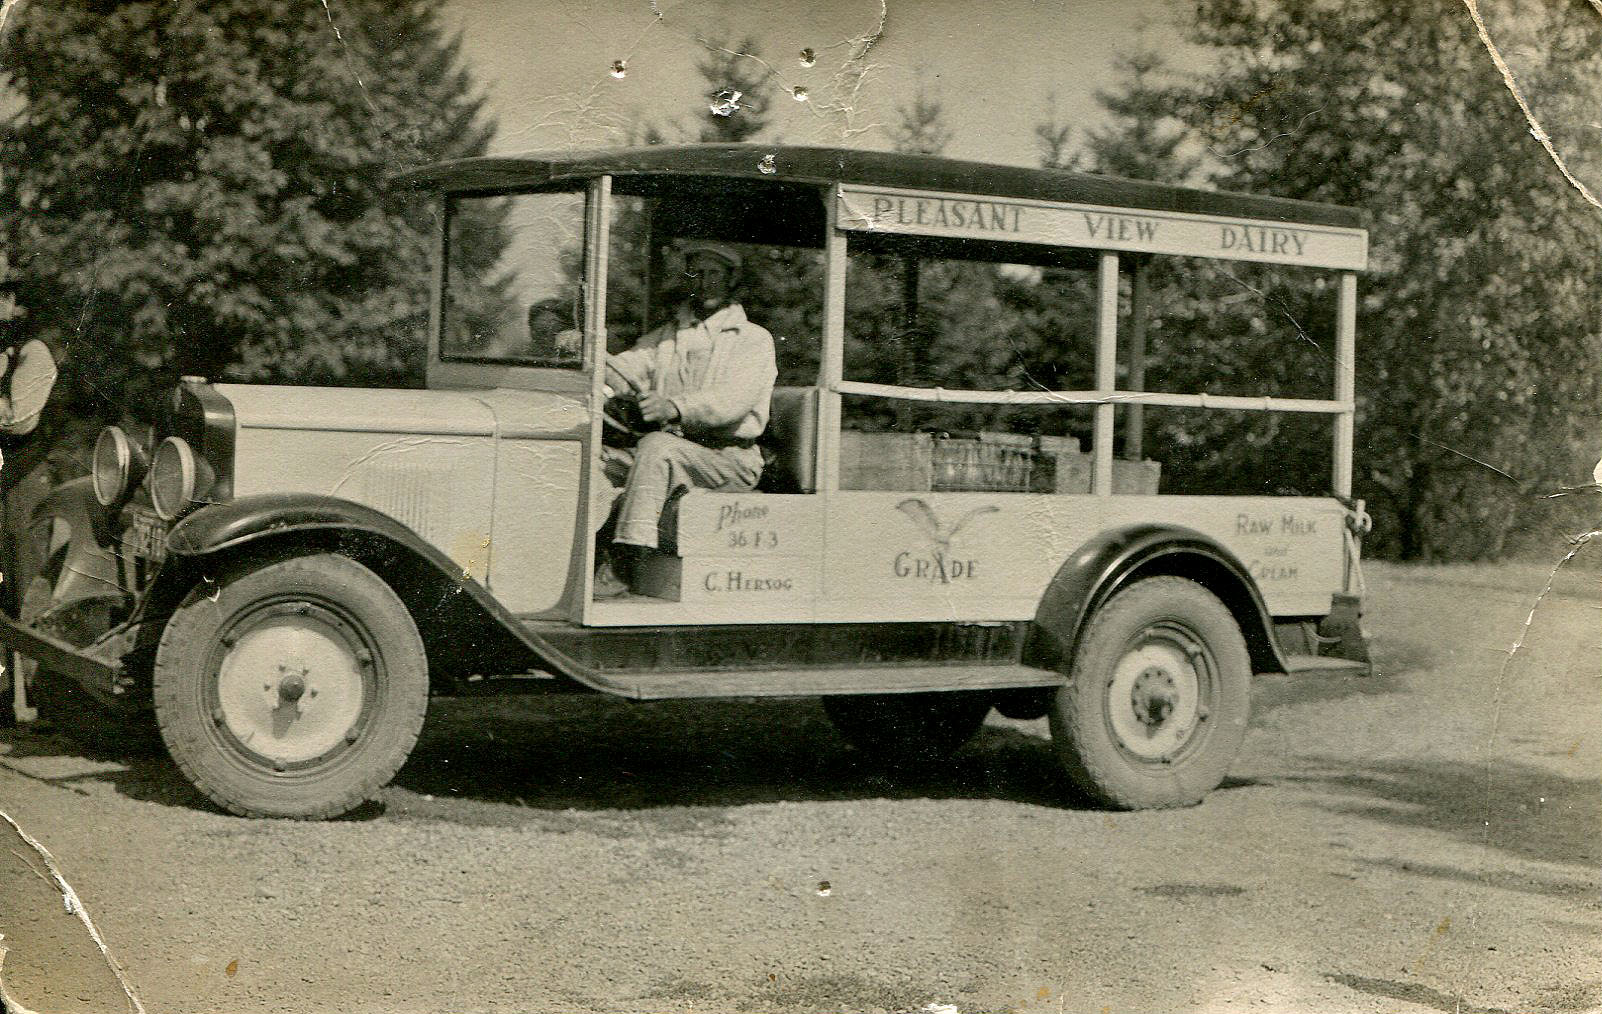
[0,2,1597,1013]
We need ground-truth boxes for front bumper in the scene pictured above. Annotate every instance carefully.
[0,604,136,705]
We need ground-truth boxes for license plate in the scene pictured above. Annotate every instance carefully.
[123,507,168,563]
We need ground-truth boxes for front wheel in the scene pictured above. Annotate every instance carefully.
[1049,577,1251,809]
[152,552,428,819]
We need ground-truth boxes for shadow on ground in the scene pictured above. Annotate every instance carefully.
[0,696,1101,821]
[1324,972,1602,1014]
[0,642,1415,824]
[1284,755,1602,885]
[0,721,215,812]
[1250,665,1407,714]
[1323,972,1517,1014]
[0,643,1421,824]
[386,696,1080,825]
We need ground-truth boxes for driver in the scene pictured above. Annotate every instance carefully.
[594,241,776,597]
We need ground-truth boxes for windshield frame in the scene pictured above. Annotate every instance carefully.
[428,181,596,394]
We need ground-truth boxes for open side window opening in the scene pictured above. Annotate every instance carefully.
[604,181,828,495]
[835,232,1142,494]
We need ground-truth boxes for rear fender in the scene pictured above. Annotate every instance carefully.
[1025,524,1288,676]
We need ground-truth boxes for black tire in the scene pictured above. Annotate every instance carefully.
[152,552,428,819]
[823,692,992,768]
[1049,576,1250,809]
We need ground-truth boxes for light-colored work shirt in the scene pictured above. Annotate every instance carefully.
[608,302,776,443]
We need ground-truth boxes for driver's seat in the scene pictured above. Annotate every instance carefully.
[757,386,818,494]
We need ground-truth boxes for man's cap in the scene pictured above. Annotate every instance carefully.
[677,240,743,273]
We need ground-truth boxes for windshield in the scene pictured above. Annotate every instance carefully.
[441,189,587,367]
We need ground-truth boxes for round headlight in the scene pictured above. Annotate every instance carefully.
[149,437,198,521]
[92,427,134,506]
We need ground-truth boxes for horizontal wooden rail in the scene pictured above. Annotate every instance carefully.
[833,379,1351,415]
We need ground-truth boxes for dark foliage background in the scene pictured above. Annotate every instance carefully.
[1154,0,1601,560]
[0,0,503,424]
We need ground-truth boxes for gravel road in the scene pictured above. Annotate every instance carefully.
[0,561,1597,1014]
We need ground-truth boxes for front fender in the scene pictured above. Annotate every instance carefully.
[1026,523,1288,676]
[168,492,454,560]
[160,494,588,687]
[22,476,122,610]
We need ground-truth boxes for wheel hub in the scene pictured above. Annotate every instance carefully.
[1104,625,1209,763]
[1129,666,1177,727]
[214,603,371,768]
[277,668,308,704]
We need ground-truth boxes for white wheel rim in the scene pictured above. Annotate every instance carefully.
[216,612,368,767]
[1105,628,1204,763]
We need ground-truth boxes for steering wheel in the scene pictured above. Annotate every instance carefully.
[601,393,653,445]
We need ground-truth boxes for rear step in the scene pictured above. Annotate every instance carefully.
[1282,654,1373,678]
[618,663,1064,701]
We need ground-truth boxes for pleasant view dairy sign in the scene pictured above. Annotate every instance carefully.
[837,184,1369,271]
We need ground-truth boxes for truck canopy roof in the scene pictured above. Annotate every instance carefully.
[393,143,1365,232]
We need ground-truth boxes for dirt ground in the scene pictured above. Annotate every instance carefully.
[0,559,1597,1014]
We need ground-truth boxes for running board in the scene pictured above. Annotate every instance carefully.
[617,663,1064,701]
[1282,654,1373,678]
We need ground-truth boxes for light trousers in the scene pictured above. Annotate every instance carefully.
[601,431,762,550]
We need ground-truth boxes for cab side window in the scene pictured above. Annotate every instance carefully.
[442,191,586,367]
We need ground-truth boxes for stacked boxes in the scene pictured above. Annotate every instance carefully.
[839,430,1160,494]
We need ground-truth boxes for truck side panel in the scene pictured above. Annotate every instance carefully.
[589,491,1347,627]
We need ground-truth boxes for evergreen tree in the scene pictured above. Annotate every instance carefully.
[695,37,771,143]
[1034,114,1074,171]
[1080,49,1200,185]
[1,0,503,419]
[886,85,954,157]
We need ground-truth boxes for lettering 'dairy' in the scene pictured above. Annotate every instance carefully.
[1220,224,1307,257]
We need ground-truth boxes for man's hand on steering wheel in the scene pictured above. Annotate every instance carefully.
[601,363,678,438]
[637,393,680,425]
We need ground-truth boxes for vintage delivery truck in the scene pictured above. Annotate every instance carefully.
[0,144,1371,818]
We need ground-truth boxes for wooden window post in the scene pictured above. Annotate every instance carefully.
[1093,252,1119,494]
[818,193,847,492]
[575,175,613,619]
[1126,257,1148,462]
[1333,271,1357,497]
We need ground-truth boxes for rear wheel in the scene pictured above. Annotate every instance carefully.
[152,552,428,819]
[823,692,992,768]
[1050,577,1250,809]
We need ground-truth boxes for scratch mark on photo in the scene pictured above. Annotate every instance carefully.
[0,809,146,1014]
[1461,0,1602,209]
[317,0,379,117]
